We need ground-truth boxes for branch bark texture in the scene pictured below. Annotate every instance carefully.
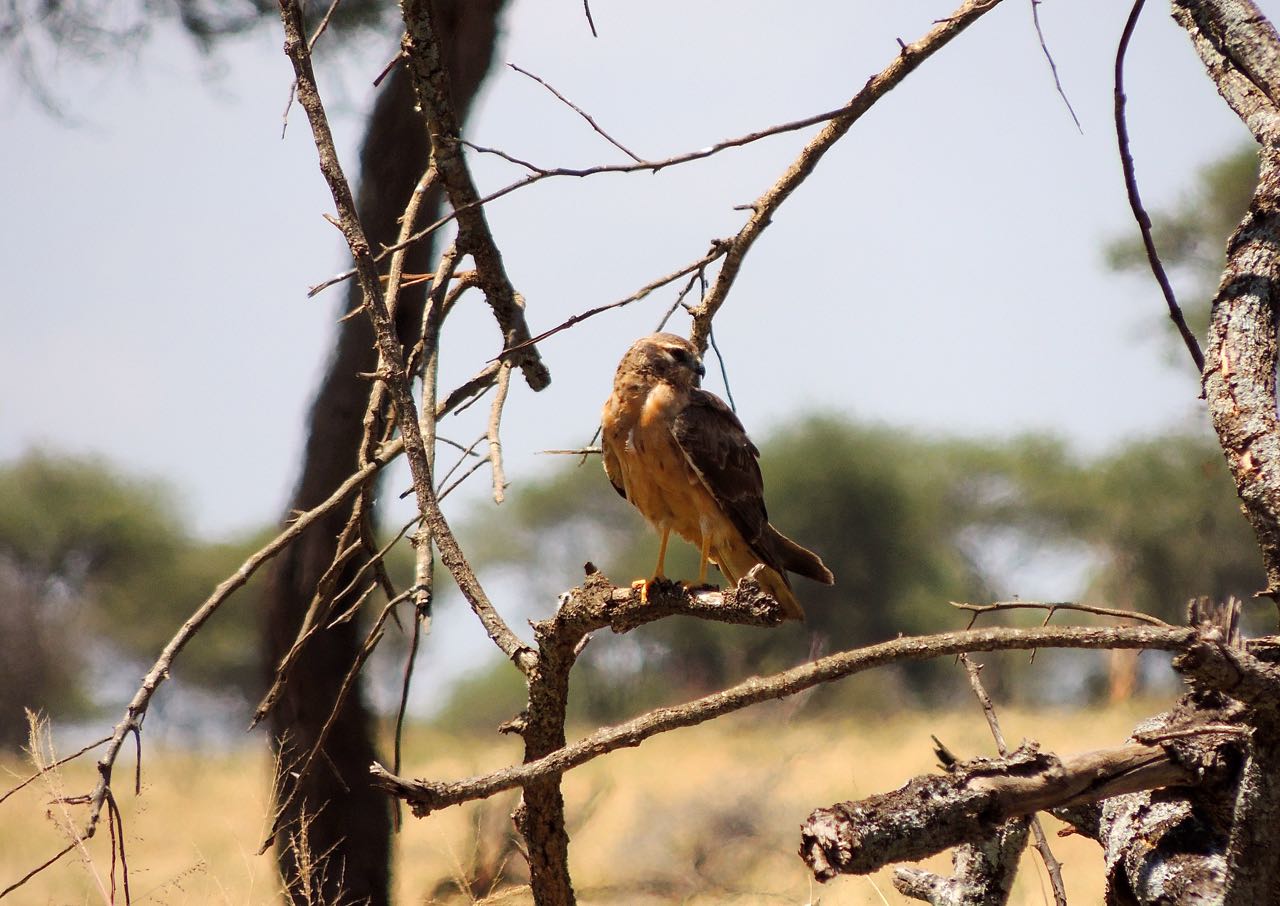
[800,742,1194,881]
[1179,0,1280,605]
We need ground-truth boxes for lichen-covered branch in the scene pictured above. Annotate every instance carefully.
[799,742,1195,881]
[893,818,1029,906]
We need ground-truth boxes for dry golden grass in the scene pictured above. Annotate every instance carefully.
[0,700,1165,905]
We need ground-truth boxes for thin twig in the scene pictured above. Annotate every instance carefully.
[0,734,110,807]
[951,599,1171,628]
[582,0,597,37]
[654,270,702,333]
[433,434,488,494]
[1114,0,1206,374]
[707,326,737,412]
[307,89,920,299]
[261,586,415,852]
[508,63,641,162]
[960,656,1068,906]
[689,0,1006,352]
[393,600,427,821]
[0,842,76,899]
[499,246,726,359]
[374,623,1194,816]
[439,453,494,501]
[1029,0,1082,132]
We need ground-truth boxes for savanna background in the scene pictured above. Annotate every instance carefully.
[2,0,1272,902]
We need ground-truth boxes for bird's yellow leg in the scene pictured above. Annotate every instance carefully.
[631,526,671,602]
[696,534,710,586]
[653,526,670,580]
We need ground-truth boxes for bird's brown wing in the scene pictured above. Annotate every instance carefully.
[671,389,777,566]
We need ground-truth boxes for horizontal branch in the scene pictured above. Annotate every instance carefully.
[372,623,1194,817]
[951,599,1170,628]
[800,742,1195,881]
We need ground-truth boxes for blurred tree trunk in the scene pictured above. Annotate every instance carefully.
[263,4,506,903]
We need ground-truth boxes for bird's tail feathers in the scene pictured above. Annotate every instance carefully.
[769,527,834,586]
[716,545,806,621]
[754,566,805,621]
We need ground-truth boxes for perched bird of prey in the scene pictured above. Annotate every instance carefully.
[601,332,833,620]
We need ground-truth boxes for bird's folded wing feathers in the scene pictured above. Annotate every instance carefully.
[671,389,773,557]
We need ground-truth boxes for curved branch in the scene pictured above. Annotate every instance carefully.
[1115,0,1205,374]
[372,623,1193,817]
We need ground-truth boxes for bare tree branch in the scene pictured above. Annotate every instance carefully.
[800,741,1196,881]
[1115,0,1206,374]
[373,622,1193,817]
[279,0,536,674]
[399,0,551,392]
[687,0,1006,352]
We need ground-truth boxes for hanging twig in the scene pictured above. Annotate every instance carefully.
[508,63,641,162]
[1114,0,1206,374]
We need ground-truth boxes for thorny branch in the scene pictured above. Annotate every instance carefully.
[373,622,1193,817]
[951,599,1172,628]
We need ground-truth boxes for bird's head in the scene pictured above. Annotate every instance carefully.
[624,333,706,389]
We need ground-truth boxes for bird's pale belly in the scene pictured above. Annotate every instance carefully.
[617,418,731,553]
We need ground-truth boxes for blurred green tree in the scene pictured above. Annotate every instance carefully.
[0,451,264,748]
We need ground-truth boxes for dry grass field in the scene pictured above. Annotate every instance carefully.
[1,700,1167,905]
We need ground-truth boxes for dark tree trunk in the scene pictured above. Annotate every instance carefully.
[264,4,506,903]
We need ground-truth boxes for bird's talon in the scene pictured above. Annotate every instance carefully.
[631,577,657,603]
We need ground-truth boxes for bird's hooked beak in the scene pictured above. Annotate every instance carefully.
[695,359,706,378]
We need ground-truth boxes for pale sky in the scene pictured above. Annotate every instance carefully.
[2,0,1261,545]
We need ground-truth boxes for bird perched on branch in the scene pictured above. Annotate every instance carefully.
[600,332,833,620]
